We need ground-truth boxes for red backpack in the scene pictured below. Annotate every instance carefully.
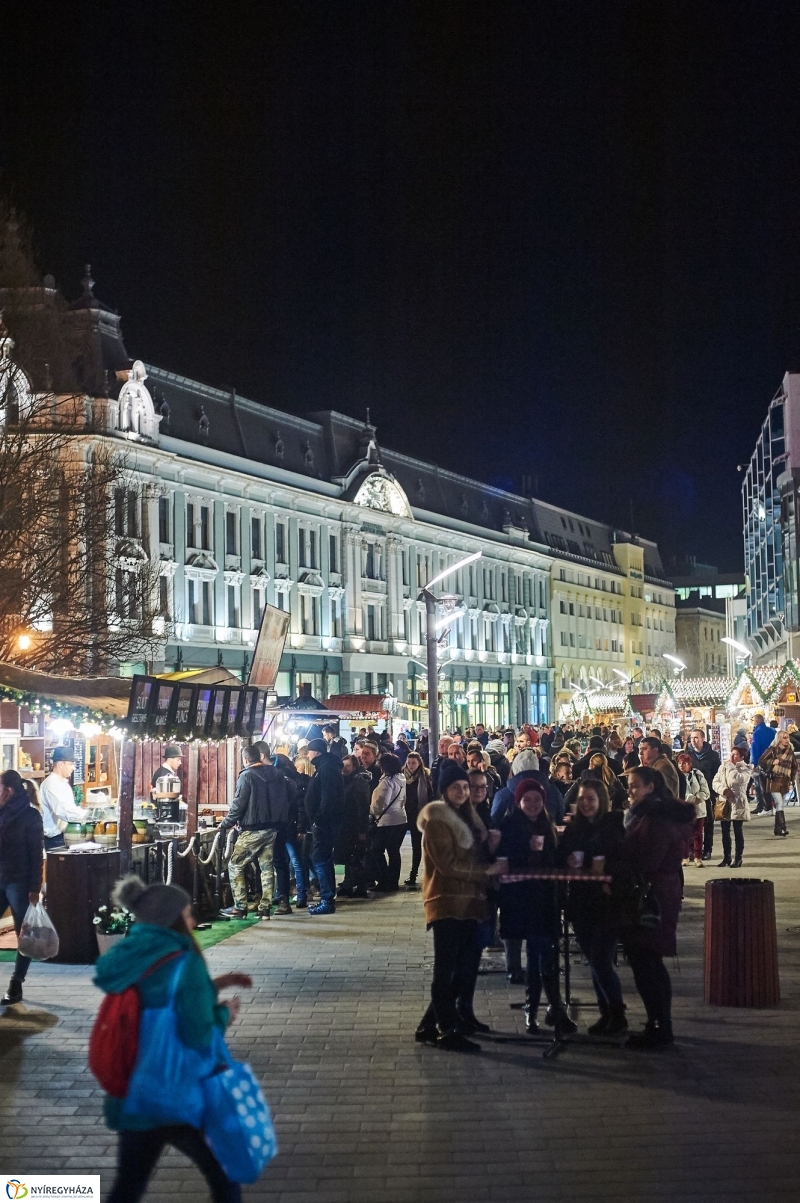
[89,952,180,1097]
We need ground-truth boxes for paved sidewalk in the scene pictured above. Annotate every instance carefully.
[3,812,800,1201]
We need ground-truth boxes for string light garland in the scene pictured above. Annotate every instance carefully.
[0,684,117,731]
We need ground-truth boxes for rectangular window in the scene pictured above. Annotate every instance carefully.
[200,506,211,550]
[569,632,575,646]
[561,631,568,646]
[275,589,287,611]
[329,533,338,573]
[252,588,264,629]
[127,492,138,537]
[309,529,317,568]
[159,576,169,617]
[367,604,377,640]
[158,496,170,543]
[114,489,125,536]
[560,599,566,614]
[202,581,212,626]
[187,578,197,624]
[251,516,262,560]
[187,503,196,548]
[366,543,376,579]
[569,602,575,616]
[227,584,240,628]
[299,528,307,567]
[276,522,286,563]
[226,511,237,556]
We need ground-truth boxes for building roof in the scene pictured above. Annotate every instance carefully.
[146,363,669,579]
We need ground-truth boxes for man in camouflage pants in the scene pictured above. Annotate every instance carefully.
[219,742,291,920]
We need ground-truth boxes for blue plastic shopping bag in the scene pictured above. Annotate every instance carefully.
[202,1032,277,1184]
[123,954,216,1128]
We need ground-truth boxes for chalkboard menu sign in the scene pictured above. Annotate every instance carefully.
[195,687,213,736]
[225,688,242,738]
[209,688,228,739]
[171,684,196,738]
[128,676,154,733]
[239,687,258,735]
[149,681,176,736]
[71,737,86,785]
[253,690,268,735]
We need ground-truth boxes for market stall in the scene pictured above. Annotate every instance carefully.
[654,675,736,744]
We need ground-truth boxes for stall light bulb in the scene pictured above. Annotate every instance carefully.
[79,722,102,738]
[49,718,74,740]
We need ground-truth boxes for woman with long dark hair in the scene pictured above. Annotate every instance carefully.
[0,769,44,1006]
[402,751,431,891]
[620,766,694,1049]
[497,779,576,1039]
[557,779,626,1035]
[415,761,503,1052]
[95,876,253,1202]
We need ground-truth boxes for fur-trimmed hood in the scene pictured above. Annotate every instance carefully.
[417,800,475,849]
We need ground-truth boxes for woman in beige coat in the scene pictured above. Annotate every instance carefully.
[712,747,754,866]
[414,761,503,1053]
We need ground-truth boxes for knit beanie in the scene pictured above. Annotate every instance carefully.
[510,749,540,776]
[514,777,546,807]
[437,759,470,797]
[113,875,191,929]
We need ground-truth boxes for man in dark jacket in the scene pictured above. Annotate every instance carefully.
[220,744,290,920]
[336,756,371,897]
[304,739,345,914]
[0,770,44,1006]
[572,735,607,778]
[686,728,722,858]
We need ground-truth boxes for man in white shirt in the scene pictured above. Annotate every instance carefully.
[39,747,86,850]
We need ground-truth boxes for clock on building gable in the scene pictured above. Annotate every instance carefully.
[353,471,412,518]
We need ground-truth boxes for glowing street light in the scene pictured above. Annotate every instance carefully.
[721,636,751,658]
[420,551,482,750]
[663,653,687,672]
[434,607,467,632]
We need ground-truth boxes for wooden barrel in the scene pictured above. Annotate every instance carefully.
[704,878,780,1007]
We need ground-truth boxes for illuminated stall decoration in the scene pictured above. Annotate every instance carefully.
[656,676,736,714]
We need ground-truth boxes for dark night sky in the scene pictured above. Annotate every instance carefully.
[4,1,800,572]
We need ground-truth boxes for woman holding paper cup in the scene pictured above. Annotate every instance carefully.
[497,779,576,1039]
[557,780,627,1036]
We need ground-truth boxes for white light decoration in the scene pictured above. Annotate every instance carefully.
[353,472,412,517]
[49,718,74,740]
[79,722,102,738]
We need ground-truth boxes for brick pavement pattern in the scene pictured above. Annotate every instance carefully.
[3,813,800,1202]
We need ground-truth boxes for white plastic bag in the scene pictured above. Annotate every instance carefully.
[17,902,59,961]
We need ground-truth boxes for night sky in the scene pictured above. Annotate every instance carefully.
[5,1,800,573]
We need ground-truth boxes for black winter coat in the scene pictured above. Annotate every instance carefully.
[304,753,345,828]
[220,764,291,831]
[0,793,44,894]
[497,808,560,941]
[556,810,625,929]
[336,770,371,852]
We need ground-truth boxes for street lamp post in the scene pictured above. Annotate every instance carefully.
[419,551,481,755]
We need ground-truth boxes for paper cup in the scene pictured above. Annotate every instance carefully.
[568,850,584,868]
[532,835,545,852]
[495,856,509,873]
[592,855,606,874]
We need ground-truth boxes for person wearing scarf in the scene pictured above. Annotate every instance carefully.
[0,769,44,1006]
[402,752,431,891]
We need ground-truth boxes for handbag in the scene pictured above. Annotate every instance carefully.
[714,796,731,821]
[202,1030,277,1184]
[122,954,217,1128]
[616,872,661,931]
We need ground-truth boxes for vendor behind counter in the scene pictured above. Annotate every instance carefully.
[151,744,183,822]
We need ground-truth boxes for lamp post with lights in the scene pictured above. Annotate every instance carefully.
[420,551,481,752]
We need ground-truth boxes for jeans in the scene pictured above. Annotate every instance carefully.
[421,917,480,1032]
[227,828,278,912]
[107,1125,240,1203]
[721,819,744,860]
[504,937,524,976]
[570,918,623,1010]
[311,822,340,903]
[703,797,715,855]
[373,824,406,890]
[274,832,309,902]
[771,791,788,812]
[0,881,32,983]
[44,834,65,851]
[406,815,422,881]
[624,945,673,1031]
[692,817,705,862]
[525,935,566,1016]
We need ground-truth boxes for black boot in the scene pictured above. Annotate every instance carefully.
[718,856,731,867]
[603,1006,629,1037]
[524,985,542,1034]
[587,1003,610,1036]
[731,855,743,868]
[543,978,578,1038]
[436,1028,481,1053]
[414,1019,439,1044]
[1,978,22,1006]
[455,1007,491,1035]
[775,811,788,837]
[625,1020,673,1049]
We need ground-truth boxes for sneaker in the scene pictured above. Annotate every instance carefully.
[257,909,271,921]
[308,900,336,915]
[219,906,247,920]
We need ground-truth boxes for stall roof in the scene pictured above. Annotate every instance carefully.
[655,677,735,712]
[324,695,388,716]
[0,661,132,717]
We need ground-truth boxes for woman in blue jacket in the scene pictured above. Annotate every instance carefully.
[95,876,252,1203]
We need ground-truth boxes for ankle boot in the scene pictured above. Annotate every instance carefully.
[543,978,577,1038]
[1,977,22,1006]
[603,1006,629,1037]
[587,1004,610,1036]
[731,855,743,868]
[455,1006,490,1035]
[718,855,731,867]
[775,811,788,837]
[524,986,542,1033]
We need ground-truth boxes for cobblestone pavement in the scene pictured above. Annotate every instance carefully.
[4,812,800,1202]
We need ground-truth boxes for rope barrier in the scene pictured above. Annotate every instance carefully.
[500,871,613,883]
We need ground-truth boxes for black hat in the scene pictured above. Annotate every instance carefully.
[164,744,182,759]
[306,738,328,755]
[437,759,470,797]
[51,746,75,764]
